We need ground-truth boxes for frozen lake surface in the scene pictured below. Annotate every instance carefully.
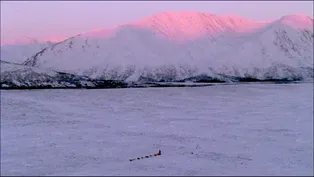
[1,83,313,176]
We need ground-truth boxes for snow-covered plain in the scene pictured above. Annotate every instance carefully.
[1,83,313,176]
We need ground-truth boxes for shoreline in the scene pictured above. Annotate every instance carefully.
[1,80,311,90]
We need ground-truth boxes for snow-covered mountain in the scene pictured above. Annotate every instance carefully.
[22,12,313,83]
[1,12,313,89]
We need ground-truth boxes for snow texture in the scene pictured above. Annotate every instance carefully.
[20,12,313,82]
[1,83,313,176]
[1,60,222,89]
[0,60,93,88]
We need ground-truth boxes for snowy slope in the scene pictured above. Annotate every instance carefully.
[1,36,68,64]
[1,42,53,64]
[1,60,75,88]
[19,12,314,82]
[0,60,224,89]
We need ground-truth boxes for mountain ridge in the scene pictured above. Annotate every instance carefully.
[2,11,313,88]
[2,12,312,45]
[79,12,313,40]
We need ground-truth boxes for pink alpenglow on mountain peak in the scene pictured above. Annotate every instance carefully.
[81,28,117,38]
[131,11,313,40]
[43,36,69,43]
[278,14,313,29]
[2,11,313,45]
[82,11,307,42]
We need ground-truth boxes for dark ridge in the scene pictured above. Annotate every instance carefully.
[87,80,128,89]
[22,35,79,67]
[1,79,307,90]
[136,75,227,83]
[23,48,47,67]
[194,79,226,83]
[55,72,89,82]
[127,82,215,88]
[179,75,227,83]
[0,80,128,90]
[0,66,309,90]
[235,76,303,83]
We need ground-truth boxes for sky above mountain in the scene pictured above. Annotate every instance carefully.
[1,1,313,44]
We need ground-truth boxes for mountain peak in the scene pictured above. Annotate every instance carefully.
[2,12,312,46]
[281,13,312,20]
[128,11,268,41]
[43,36,68,43]
[277,14,313,29]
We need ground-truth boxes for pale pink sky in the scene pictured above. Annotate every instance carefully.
[1,1,313,43]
